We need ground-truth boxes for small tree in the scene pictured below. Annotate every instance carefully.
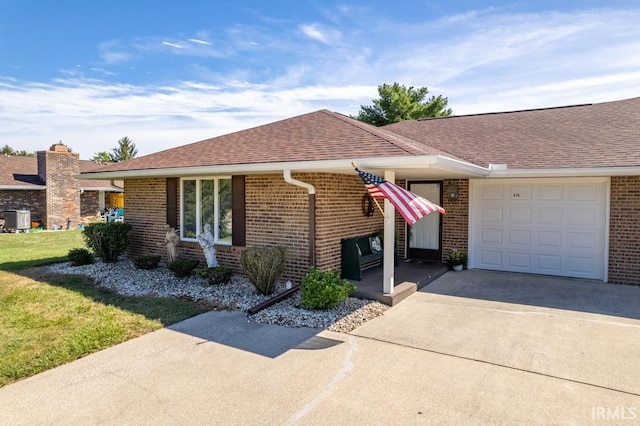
[110,136,138,162]
[355,82,452,126]
[91,151,112,163]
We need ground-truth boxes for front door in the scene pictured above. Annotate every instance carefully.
[407,182,443,261]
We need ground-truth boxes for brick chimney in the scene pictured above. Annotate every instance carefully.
[36,143,80,230]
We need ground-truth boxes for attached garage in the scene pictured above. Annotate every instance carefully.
[469,178,609,280]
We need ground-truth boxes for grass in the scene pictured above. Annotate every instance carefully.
[0,231,210,387]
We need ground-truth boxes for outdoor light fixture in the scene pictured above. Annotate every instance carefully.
[447,183,459,202]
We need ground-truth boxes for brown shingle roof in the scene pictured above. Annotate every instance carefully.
[385,96,640,169]
[89,109,456,173]
[0,155,121,189]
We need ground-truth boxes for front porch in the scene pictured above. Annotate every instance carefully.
[351,260,448,306]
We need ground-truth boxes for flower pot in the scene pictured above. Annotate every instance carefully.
[453,264,463,272]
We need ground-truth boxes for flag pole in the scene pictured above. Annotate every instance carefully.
[352,162,386,217]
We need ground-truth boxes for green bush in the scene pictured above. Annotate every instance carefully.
[239,246,286,295]
[301,268,356,310]
[168,259,199,277]
[82,222,132,263]
[132,254,161,270]
[67,247,94,266]
[197,266,233,285]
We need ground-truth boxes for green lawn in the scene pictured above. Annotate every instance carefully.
[0,231,209,387]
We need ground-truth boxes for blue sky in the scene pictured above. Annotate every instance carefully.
[1,1,639,159]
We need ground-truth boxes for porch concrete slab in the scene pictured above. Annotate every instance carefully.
[352,261,448,305]
[352,270,640,396]
[2,309,639,425]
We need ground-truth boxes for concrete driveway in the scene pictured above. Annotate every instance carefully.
[1,270,639,425]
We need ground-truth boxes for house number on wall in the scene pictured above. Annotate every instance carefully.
[512,193,520,198]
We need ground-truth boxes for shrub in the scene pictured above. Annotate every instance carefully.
[67,247,94,266]
[239,246,286,295]
[197,266,233,285]
[132,254,161,270]
[82,222,132,263]
[168,259,199,277]
[301,268,356,310]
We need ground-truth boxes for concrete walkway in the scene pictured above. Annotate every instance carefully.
[1,271,639,424]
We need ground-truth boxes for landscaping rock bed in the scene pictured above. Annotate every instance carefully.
[46,259,388,333]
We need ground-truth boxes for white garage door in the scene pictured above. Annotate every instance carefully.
[470,178,608,280]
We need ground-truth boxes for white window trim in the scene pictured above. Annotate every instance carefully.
[180,176,231,245]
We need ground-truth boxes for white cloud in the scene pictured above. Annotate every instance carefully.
[299,23,341,44]
[162,41,183,49]
[188,38,212,45]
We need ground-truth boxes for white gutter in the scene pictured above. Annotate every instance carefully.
[0,185,46,190]
[487,166,640,178]
[74,155,490,180]
[283,170,315,194]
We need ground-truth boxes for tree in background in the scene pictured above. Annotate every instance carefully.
[91,151,112,163]
[1,144,36,156]
[110,136,138,162]
[91,136,138,163]
[355,82,452,126]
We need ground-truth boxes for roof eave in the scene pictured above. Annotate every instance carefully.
[486,166,640,178]
[76,156,491,180]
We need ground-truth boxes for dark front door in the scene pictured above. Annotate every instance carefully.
[406,182,443,261]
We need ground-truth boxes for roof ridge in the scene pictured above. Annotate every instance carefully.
[321,110,435,156]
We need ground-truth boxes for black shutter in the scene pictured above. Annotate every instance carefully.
[166,178,178,228]
[232,175,246,246]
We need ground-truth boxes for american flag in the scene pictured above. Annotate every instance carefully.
[355,167,446,225]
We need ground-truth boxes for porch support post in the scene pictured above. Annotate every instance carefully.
[383,170,395,294]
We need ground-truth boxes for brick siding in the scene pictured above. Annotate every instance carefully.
[0,189,46,225]
[441,179,469,261]
[608,176,640,285]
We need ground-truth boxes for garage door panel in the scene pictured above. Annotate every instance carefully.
[537,231,562,249]
[481,186,503,200]
[471,178,607,280]
[507,252,531,269]
[569,207,598,226]
[538,184,563,200]
[567,256,599,277]
[535,254,562,273]
[567,232,596,250]
[568,184,598,201]
[508,208,532,223]
[480,250,502,266]
[481,228,502,244]
[481,207,503,222]
[538,207,563,224]
[508,185,532,200]
[508,229,531,245]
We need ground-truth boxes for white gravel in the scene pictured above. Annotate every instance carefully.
[46,259,388,333]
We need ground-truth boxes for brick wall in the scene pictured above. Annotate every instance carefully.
[81,190,99,217]
[124,173,384,282]
[0,189,46,225]
[37,146,81,229]
[608,176,640,285]
[314,173,384,272]
[441,179,469,261]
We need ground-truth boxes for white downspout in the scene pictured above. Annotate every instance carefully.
[283,170,316,267]
[283,170,315,195]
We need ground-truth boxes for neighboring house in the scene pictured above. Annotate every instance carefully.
[78,97,640,289]
[0,144,123,230]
